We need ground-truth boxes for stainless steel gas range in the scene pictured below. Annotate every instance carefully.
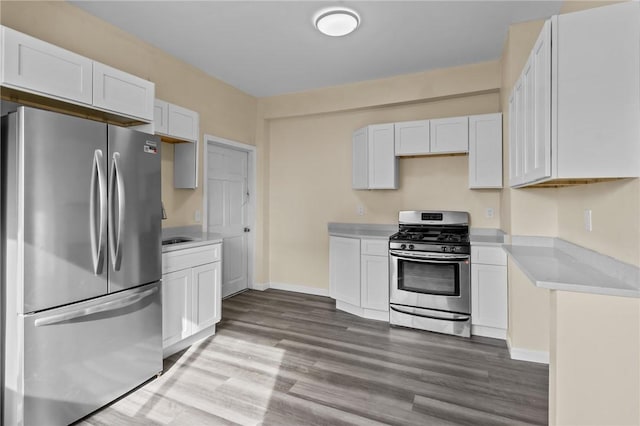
[389,210,471,338]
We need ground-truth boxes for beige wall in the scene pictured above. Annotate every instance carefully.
[258,60,502,288]
[0,1,258,229]
[550,291,640,426]
[267,93,501,288]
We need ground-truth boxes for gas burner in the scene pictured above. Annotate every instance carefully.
[389,210,470,254]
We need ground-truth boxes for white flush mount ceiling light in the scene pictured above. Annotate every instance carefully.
[314,7,360,37]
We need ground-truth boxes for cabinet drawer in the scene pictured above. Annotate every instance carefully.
[471,246,507,266]
[162,243,221,274]
[361,239,388,256]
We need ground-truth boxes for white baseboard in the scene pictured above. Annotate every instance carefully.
[472,325,507,340]
[250,282,330,297]
[251,282,270,291]
[507,336,550,364]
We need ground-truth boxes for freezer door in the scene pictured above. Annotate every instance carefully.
[107,125,161,292]
[8,282,162,426]
[12,107,108,313]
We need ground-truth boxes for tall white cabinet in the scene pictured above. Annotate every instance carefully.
[468,113,502,189]
[509,2,640,187]
[352,124,398,190]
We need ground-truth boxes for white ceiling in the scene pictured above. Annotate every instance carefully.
[70,1,563,97]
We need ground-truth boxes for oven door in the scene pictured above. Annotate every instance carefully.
[389,250,470,314]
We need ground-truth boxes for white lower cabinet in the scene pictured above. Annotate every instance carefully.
[329,236,389,321]
[471,246,507,339]
[162,243,222,357]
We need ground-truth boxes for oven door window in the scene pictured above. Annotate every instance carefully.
[398,259,460,296]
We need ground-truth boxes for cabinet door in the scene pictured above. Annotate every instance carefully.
[361,255,389,312]
[93,61,154,121]
[153,100,169,135]
[394,120,430,156]
[168,103,199,142]
[368,123,397,189]
[1,26,93,105]
[522,54,536,181]
[174,141,198,189]
[555,2,640,178]
[329,236,361,306]
[352,127,368,189]
[468,113,502,189]
[430,116,469,153]
[192,262,221,333]
[162,269,192,349]
[528,19,552,182]
[471,264,507,330]
[509,78,525,186]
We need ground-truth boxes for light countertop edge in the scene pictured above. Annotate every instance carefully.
[162,226,223,253]
[503,238,640,299]
[327,222,398,239]
[470,228,506,246]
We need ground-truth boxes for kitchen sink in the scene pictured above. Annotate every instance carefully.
[162,237,195,246]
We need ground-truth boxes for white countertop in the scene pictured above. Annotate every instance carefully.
[162,226,223,253]
[470,228,506,246]
[503,237,640,299]
[327,223,398,239]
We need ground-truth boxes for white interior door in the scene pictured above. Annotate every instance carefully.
[207,144,249,298]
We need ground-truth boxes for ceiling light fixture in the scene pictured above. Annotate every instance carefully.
[314,7,360,37]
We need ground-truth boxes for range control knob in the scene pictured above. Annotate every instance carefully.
[400,244,407,250]
[441,246,447,252]
[408,244,415,250]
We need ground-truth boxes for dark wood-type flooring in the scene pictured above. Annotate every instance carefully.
[80,289,549,425]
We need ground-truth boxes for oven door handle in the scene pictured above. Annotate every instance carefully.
[389,251,470,263]
[390,305,470,322]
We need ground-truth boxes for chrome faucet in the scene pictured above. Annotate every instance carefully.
[161,202,167,220]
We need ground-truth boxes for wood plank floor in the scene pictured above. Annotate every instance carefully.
[80,289,549,425]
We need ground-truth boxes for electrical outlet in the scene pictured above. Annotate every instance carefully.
[357,205,365,216]
[194,209,201,223]
[584,209,592,232]
[485,208,494,219]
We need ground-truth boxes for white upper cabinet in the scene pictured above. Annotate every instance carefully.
[468,113,502,189]
[93,62,154,122]
[168,103,199,142]
[352,124,398,190]
[153,99,200,189]
[430,116,469,154]
[509,2,640,187]
[153,100,169,135]
[1,26,93,105]
[394,120,430,156]
[154,99,199,143]
[0,25,154,123]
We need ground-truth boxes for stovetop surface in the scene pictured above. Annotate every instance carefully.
[390,225,470,245]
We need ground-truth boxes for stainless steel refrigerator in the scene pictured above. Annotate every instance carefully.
[1,106,162,425]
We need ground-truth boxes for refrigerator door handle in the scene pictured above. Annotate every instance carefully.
[109,152,125,271]
[89,149,107,275]
[34,286,158,327]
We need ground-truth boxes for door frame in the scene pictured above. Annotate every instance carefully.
[202,134,256,295]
